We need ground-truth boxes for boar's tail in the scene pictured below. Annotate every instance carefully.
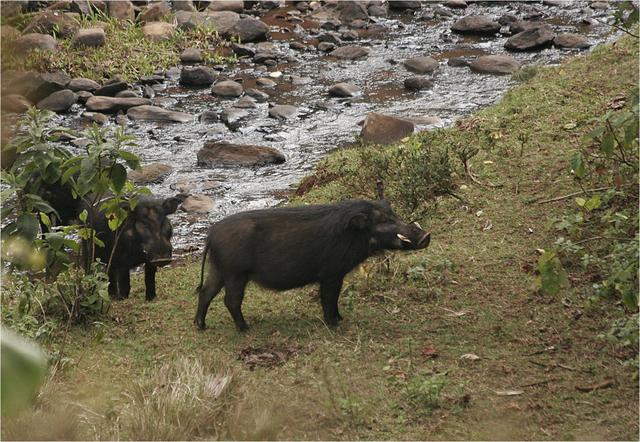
[196,240,210,294]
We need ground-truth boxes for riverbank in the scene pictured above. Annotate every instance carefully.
[4,28,637,440]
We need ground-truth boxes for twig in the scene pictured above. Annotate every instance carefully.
[519,379,555,388]
[464,160,503,188]
[576,379,615,392]
[592,16,639,39]
[573,236,635,245]
[536,187,610,204]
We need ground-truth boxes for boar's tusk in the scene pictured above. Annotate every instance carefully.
[397,233,412,244]
[413,221,422,229]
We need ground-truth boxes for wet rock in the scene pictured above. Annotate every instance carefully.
[245,88,269,102]
[116,90,139,98]
[329,45,369,60]
[320,19,342,31]
[127,105,193,122]
[235,95,257,108]
[36,89,77,112]
[470,55,520,75]
[180,47,203,63]
[2,95,31,114]
[231,17,269,42]
[338,1,369,24]
[499,14,518,26]
[388,1,421,11]
[368,3,387,17]
[208,0,244,12]
[180,194,215,213]
[128,162,173,184]
[268,104,297,120]
[341,29,358,41]
[288,75,312,85]
[9,71,71,103]
[542,0,565,5]
[108,0,135,20]
[138,1,170,23]
[350,19,367,29]
[289,41,307,51]
[85,96,151,113]
[173,0,196,11]
[328,82,360,97]
[24,11,78,37]
[510,20,544,34]
[403,56,439,74]
[553,33,591,49]
[76,90,93,104]
[81,111,108,125]
[448,57,470,67]
[445,0,467,8]
[200,110,220,123]
[256,77,277,88]
[201,10,240,36]
[142,21,175,41]
[253,50,280,64]
[197,141,285,167]
[212,80,243,97]
[180,66,217,86]
[590,2,609,10]
[15,33,57,52]
[231,42,256,57]
[451,15,500,35]
[318,41,336,52]
[94,81,128,97]
[140,74,165,85]
[71,1,108,15]
[142,85,154,98]
[404,76,433,91]
[505,24,555,51]
[361,112,414,145]
[319,32,342,45]
[71,27,105,47]
[220,107,249,129]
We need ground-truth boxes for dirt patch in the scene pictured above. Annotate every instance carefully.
[238,343,316,370]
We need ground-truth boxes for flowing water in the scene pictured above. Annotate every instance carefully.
[51,1,619,256]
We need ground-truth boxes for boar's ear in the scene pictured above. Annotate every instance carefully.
[162,195,186,215]
[348,213,370,230]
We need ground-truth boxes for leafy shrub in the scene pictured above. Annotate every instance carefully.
[405,371,446,411]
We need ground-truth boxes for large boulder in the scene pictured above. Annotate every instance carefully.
[360,112,414,145]
[7,71,70,103]
[85,96,151,113]
[451,15,500,35]
[71,27,105,47]
[329,45,369,60]
[138,1,171,23]
[107,0,135,21]
[14,33,57,52]
[180,66,217,86]
[207,0,244,12]
[231,17,269,43]
[403,56,439,74]
[197,141,285,167]
[505,25,555,51]
[36,89,77,112]
[553,33,591,49]
[142,21,175,41]
[128,162,173,184]
[469,55,520,75]
[127,105,193,122]
[212,80,243,97]
[23,11,78,37]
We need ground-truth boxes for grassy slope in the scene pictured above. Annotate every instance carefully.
[30,37,639,440]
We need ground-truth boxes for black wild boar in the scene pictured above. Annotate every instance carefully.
[195,199,431,331]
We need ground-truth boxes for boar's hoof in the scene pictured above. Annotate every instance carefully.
[145,292,156,301]
[194,317,207,330]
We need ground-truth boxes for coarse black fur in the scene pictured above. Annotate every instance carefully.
[195,199,430,331]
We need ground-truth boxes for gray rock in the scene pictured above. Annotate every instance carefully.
[76,90,93,104]
[212,80,243,97]
[138,1,170,23]
[268,104,297,120]
[15,33,57,52]
[403,56,439,74]
[388,1,421,10]
[6,71,70,102]
[173,0,196,11]
[180,47,203,63]
[368,4,387,17]
[71,27,105,47]
[180,66,217,86]
[36,89,77,112]
[127,105,193,123]
[505,24,555,51]
[220,107,249,129]
[85,96,152,113]
[404,76,433,91]
[142,21,175,41]
[445,0,467,8]
[139,74,165,85]
[68,77,100,92]
[510,20,544,34]
[200,110,220,123]
[197,141,285,167]
[553,33,591,49]
[128,162,173,184]
[235,95,257,108]
[231,17,269,43]
[338,1,369,23]
[319,32,342,45]
[245,88,269,101]
[107,0,135,20]
[447,57,471,67]
[207,0,244,12]
[231,42,256,57]
[115,90,139,98]
[23,11,78,37]
[256,77,277,88]
[180,194,215,213]
[451,15,500,35]
[318,41,336,52]
[328,82,361,97]
[469,55,520,75]
[361,112,414,145]
[329,45,369,60]
[81,111,108,125]
[94,81,128,97]
[290,41,307,50]
[2,95,31,113]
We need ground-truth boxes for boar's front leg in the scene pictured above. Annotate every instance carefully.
[144,264,157,301]
[320,278,344,327]
[117,267,131,298]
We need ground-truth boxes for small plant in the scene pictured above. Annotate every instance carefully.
[405,371,446,411]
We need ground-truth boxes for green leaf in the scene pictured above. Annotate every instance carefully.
[583,194,602,212]
[575,197,586,207]
[569,151,586,178]
[537,251,569,295]
[16,213,39,241]
[79,209,88,223]
[117,150,140,169]
[39,212,51,228]
[110,163,127,193]
[600,131,615,156]
[61,164,80,184]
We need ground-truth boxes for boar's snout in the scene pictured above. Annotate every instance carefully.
[398,222,430,250]
[149,257,172,267]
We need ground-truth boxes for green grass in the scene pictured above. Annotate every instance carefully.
[3,36,639,440]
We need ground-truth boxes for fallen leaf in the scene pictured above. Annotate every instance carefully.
[495,389,524,396]
[421,344,438,359]
[460,353,480,361]
[563,122,577,130]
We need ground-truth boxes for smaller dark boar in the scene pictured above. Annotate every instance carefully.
[195,199,430,331]
[84,196,184,300]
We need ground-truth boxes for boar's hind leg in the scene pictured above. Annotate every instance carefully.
[195,267,224,330]
[223,276,249,332]
[320,279,344,327]
[144,264,157,301]
[108,267,121,299]
[118,268,131,299]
